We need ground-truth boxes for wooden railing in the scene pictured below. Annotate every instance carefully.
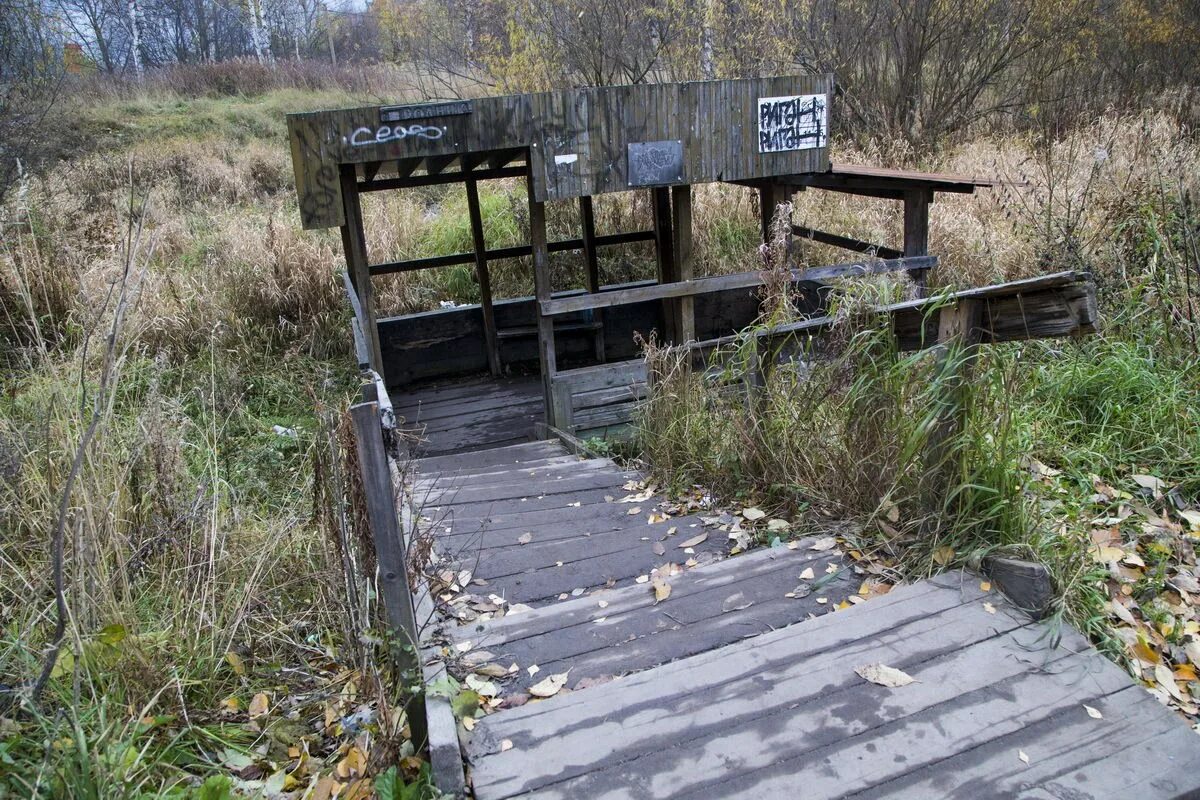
[340,273,425,745]
[547,269,1097,437]
[538,256,938,317]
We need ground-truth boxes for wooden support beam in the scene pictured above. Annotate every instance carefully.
[792,224,904,260]
[424,154,458,175]
[652,187,677,342]
[348,401,425,744]
[339,165,383,372]
[758,182,791,243]
[541,256,938,317]
[923,297,983,513]
[369,229,656,276]
[487,148,524,170]
[460,152,489,172]
[904,188,934,297]
[671,184,695,343]
[466,178,501,376]
[395,158,421,179]
[579,195,605,362]
[527,163,557,426]
[687,270,1095,354]
[358,164,526,193]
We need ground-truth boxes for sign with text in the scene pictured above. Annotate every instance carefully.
[757,94,827,153]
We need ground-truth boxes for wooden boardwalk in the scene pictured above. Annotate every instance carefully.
[413,438,1200,800]
[397,374,543,457]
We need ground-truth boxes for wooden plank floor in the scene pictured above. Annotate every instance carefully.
[412,440,1200,800]
[393,374,544,457]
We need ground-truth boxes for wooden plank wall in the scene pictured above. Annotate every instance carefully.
[377,284,768,388]
[287,75,832,229]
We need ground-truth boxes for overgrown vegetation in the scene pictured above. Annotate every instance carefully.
[636,103,1200,719]
[0,19,1198,795]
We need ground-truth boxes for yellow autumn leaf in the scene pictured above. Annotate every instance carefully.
[248,692,270,720]
[932,545,955,566]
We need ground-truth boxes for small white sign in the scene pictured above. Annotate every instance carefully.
[757,94,827,153]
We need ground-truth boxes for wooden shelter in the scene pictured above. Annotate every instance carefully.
[287,82,1200,800]
[287,76,1073,452]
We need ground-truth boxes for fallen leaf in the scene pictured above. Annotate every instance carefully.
[1109,600,1136,625]
[767,518,790,532]
[983,602,997,614]
[1018,750,1030,766]
[677,532,708,549]
[652,542,666,555]
[462,716,476,731]
[517,532,533,545]
[1179,509,1200,530]
[855,663,916,688]
[225,651,247,676]
[1084,704,1103,719]
[1132,474,1166,498]
[652,577,672,603]
[799,567,815,581]
[980,581,992,592]
[500,739,513,752]
[528,672,569,698]
[810,536,837,551]
[1154,663,1186,702]
[627,507,642,515]
[932,545,955,566]
[248,692,270,720]
[335,746,366,779]
[742,507,766,521]
[527,664,539,677]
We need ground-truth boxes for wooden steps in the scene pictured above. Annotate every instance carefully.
[463,574,1200,800]
[446,543,856,701]
[414,441,1200,800]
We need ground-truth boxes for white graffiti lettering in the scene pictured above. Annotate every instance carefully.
[345,124,445,147]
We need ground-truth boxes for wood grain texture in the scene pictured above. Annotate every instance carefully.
[463,572,1200,800]
[288,75,833,229]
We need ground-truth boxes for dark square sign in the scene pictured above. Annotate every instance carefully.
[627,140,684,187]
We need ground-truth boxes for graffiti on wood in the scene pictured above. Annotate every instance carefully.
[627,140,684,187]
[757,94,827,153]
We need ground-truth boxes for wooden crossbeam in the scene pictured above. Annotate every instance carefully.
[358,164,526,193]
[370,230,657,276]
[539,256,938,317]
[689,270,1096,353]
[792,225,903,260]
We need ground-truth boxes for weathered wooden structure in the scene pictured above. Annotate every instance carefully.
[294,80,1200,799]
[289,76,1012,445]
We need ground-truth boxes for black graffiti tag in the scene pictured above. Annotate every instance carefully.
[757,95,826,153]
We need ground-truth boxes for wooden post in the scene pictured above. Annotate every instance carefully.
[924,298,983,508]
[651,187,677,342]
[527,163,558,426]
[903,188,933,298]
[348,400,426,744]
[339,167,384,374]
[758,182,790,244]
[466,178,501,376]
[579,195,605,362]
[671,185,695,343]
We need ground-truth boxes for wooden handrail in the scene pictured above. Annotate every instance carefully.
[370,229,657,276]
[342,270,371,372]
[687,270,1096,352]
[539,256,938,317]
